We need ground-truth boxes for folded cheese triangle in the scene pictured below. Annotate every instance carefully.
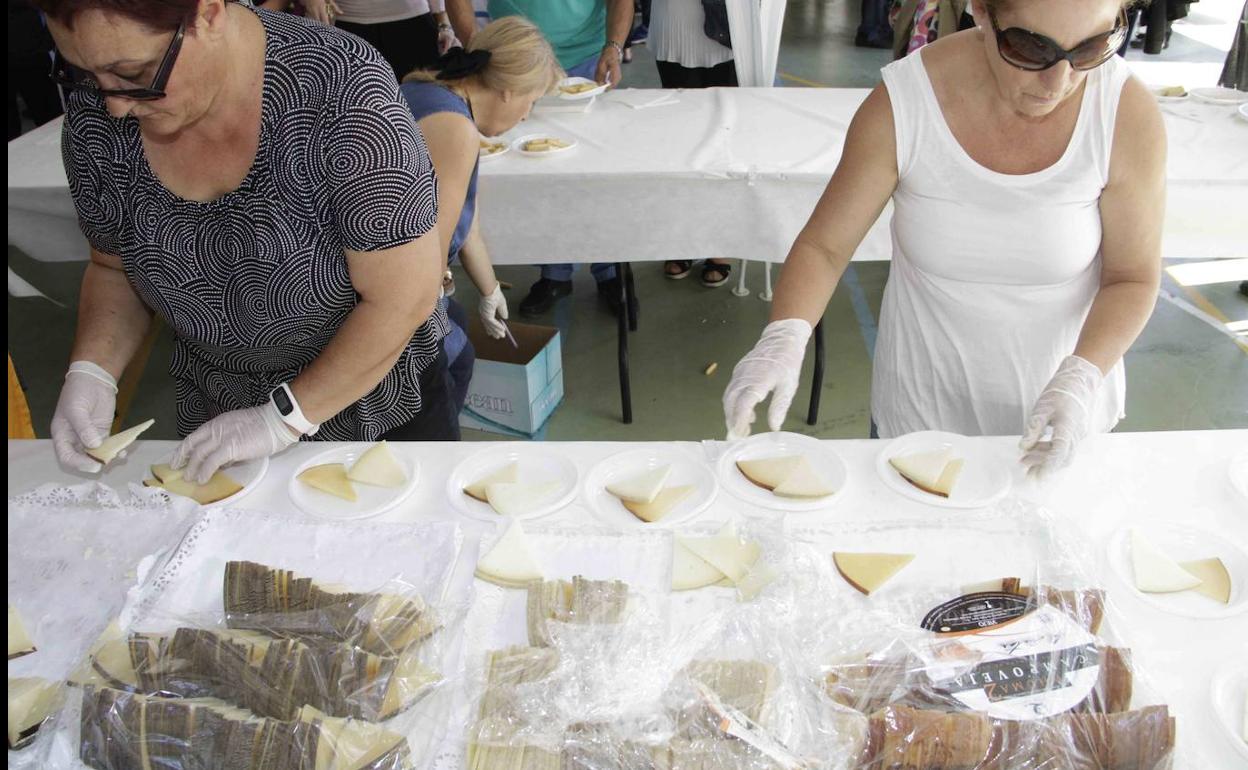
[298,464,358,502]
[622,485,694,523]
[1177,557,1230,603]
[771,457,835,498]
[464,462,520,502]
[736,456,802,491]
[348,441,407,488]
[606,465,672,504]
[680,528,761,584]
[1130,530,1201,593]
[671,539,726,591]
[475,518,543,588]
[85,418,155,464]
[485,481,561,516]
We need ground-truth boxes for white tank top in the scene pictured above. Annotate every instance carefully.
[870,50,1130,439]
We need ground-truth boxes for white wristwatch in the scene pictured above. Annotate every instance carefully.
[270,382,320,436]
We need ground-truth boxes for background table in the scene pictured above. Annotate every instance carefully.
[9,88,1247,265]
[8,429,1248,767]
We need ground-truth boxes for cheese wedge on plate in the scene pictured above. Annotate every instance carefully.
[622,485,694,523]
[463,462,520,502]
[84,418,155,464]
[8,605,35,660]
[1178,557,1232,604]
[833,552,915,595]
[484,481,562,516]
[145,464,243,505]
[1129,530,1201,593]
[348,442,407,488]
[7,678,59,750]
[771,457,835,499]
[475,518,543,588]
[671,540,726,591]
[888,447,962,497]
[298,464,358,502]
[735,456,802,490]
[606,465,672,504]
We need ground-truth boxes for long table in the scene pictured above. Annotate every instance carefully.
[8,88,1248,266]
[8,430,1248,767]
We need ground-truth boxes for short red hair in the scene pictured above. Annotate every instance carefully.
[30,0,198,31]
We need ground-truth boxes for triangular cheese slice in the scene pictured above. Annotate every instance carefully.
[475,519,543,588]
[771,457,835,498]
[833,552,915,595]
[1130,530,1201,593]
[485,482,561,516]
[622,485,694,523]
[736,562,779,601]
[888,448,953,492]
[672,540,726,591]
[145,471,243,505]
[348,442,407,488]
[1178,557,1231,604]
[85,418,155,463]
[930,458,964,498]
[150,463,181,484]
[463,462,519,502]
[8,606,35,660]
[736,456,802,491]
[7,677,59,750]
[298,464,358,502]
[680,530,762,584]
[606,466,672,504]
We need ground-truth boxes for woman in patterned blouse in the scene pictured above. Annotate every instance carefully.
[43,0,455,484]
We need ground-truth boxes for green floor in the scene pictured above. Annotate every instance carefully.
[9,0,1247,441]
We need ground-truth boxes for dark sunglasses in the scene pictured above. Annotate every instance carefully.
[989,9,1127,71]
[49,22,185,101]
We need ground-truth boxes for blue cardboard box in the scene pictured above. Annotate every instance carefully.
[459,320,563,437]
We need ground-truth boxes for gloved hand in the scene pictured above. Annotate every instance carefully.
[1020,355,1104,479]
[437,25,461,56]
[722,318,813,440]
[479,282,509,339]
[50,361,119,473]
[172,402,300,485]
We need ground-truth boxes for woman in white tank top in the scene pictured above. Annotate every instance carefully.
[722,0,1165,479]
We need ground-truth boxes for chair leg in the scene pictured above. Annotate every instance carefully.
[807,319,825,426]
[616,263,633,424]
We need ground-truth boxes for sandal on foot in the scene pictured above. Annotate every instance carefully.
[664,260,694,280]
[701,261,732,288]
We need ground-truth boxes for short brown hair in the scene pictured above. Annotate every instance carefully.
[30,0,197,31]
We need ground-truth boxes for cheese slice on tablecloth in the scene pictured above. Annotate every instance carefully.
[671,540,726,591]
[84,418,155,464]
[833,552,915,595]
[771,457,835,499]
[348,442,407,488]
[475,518,543,588]
[606,465,672,504]
[680,525,762,585]
[1178,557,1232,604]
[298,464,358,502]
[485,482,561,516]
[735,456,802,490]
[463,462,520,502]
[8,678,59,750]
[8,605,35,660]
[623,485,694,523]
[1130,530,1201,593]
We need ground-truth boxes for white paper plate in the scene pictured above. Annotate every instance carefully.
[1149,85,1189,102]
[1238,103,1248,122]
[1232,449,1248,502]
[288,444,420,521]
[557,76,608,100]
[1191,86,1248,105]
[717,432,849,513]
[479,140,510,160]
[1106,523,1248,619]
[1210,657,1248,761]
[583,447,717,529]
[876,431,1013,509]
[513,133,578,156]
[447,446,578,521]
[148,453,268,508]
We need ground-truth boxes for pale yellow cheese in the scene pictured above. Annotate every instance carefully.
[605,465,671,504]
[735,456,801,490]
[145,466,243,505]
[347,442,407,488]
[485,481,561,516]
[680,527,761,585]
[1178,557,1232,604]
[889,448,963,497]
[622,485,694,523]
[7,605,35,660]
[463,462,519,502]
[931,458,964,497]
[85,418,155,464]
[475,518,543,588]
[7,677,59,750]
[833,552,915,595]
[1130,530,1201,593]
[671,540,726,591]
[771,457,835,499]
[298,464,358,502]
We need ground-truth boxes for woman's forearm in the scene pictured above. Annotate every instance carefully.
[1073,278,1158,375]
[458,215,499,294]
[768,237,850,328]
[70,261,155,380]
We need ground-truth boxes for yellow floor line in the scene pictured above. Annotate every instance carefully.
[1180,283,1248,355]
[778,71,829,88]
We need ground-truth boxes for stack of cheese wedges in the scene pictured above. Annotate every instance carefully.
[888,447,964,498]
[463,462,562,516]
[736,455,836,499]
[298,442,408,503]
[1129,529,1232,604]
[605,464,694,523]
[672,523,776,599]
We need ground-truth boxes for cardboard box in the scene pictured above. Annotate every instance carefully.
[459,320,563,437]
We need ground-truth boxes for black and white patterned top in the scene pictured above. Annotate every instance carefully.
[61,6,448,441]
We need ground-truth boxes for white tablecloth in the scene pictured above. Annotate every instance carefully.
[9,89,1247,265]
[8,430,1248,767]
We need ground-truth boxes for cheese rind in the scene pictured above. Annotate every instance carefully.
[347,442,407,488]
[771,457,835,499]
[1178,557,1232,604]
[84,418,155,464]
[484,482,561,516]
[1129,530,1201,593]
[671,540,726,591]
[298,464,358,502]
[735,456,802,490]
[463,462,520,502]
[475,519,543,588]
[7,605,35,660]
[622,485,694,523]
[833,552,915,595]
[889,448,963,497]
[606,465,672,504]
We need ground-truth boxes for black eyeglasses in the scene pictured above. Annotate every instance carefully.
[50,23,185,101]
[989,9,1127,72]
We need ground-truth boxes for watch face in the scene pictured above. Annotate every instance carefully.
[273,387,294,416]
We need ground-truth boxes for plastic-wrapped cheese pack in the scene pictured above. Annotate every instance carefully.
[459,500,1189,770]
[39,507,473,770]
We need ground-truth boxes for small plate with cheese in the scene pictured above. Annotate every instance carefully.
[479,138,510,160]
[513,133,578,156]
[557,76,607,100]
[717,432,848,512]
[1107,523,1248,619]
[144,453,267,508]
[288,442,420,521]
[584,447,717,529]
[448,446,579,522]
[877,431,1012,509]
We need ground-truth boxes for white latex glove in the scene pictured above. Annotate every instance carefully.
[171,402,300,485]
[50,361,119,473]
[1020,355,1104,479]
[437,26,461,56]
[722,318,813,440]
[479,282,509,339]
